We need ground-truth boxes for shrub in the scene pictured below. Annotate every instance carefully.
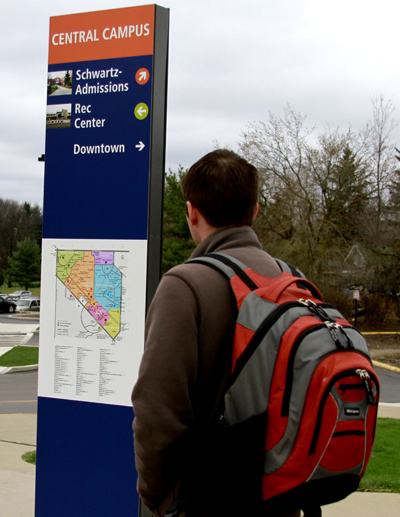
[319,284,353,320]
[362,293,392,327]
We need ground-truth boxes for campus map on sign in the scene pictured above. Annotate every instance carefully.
[39,238,146,406]
[56,250,124,340]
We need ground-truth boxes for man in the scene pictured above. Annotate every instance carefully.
[132,149,302,517]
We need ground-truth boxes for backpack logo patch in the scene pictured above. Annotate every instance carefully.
[345,407,361,416]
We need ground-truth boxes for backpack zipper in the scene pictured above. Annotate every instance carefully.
[230,301,336,385]
[309,368,379,456]
[339,383,364,391]
[281,323,360,417]
[281,324,325,417]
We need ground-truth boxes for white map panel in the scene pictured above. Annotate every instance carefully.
[38,238,147,407]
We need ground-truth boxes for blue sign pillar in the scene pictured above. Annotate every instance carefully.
[36,6,169,516]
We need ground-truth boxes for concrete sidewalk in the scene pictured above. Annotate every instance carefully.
[322,491,400,516]
[0,414,36,517]
[0,322,39,334]
[0,406,399,516]
[0,321,39,375]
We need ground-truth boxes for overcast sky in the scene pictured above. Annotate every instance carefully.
[1,0,400,206]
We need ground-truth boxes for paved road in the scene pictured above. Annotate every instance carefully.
[0,314,39,347]
[0,367,398,416]
[0,314,39,413]
[375,366,400,403]
[0,371,37,414]
[49,85,72,96]
[0,313,399,414]
[0,314,39,325]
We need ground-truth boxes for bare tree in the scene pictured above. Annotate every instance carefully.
[240,106,320,267]
[367,95,398,237]
[239,98,400,322]
[239,106,372,279]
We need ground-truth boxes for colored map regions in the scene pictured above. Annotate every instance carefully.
[57,251,122,339]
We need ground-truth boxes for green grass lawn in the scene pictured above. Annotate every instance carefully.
[0,346,39,367]
[0,285,40,297]
[22,451,36,465]
[359,418,400,492]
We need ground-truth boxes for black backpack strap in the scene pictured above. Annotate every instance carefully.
[186,252,258,291]
[275,258,306,279]
[187,252,310,296]
[275,258,307,290]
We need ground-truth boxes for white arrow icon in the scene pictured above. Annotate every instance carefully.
[139,71,147,81]
[136,106,147,117]
[135,141,145,151]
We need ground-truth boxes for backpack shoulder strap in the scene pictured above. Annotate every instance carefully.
[275,258,306,279]
[187,252,259,291]
[188,253,305,285]
[275,258,308,291]
[187,252,323,303]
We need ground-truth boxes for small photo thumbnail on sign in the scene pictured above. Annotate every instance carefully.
[47,70,73,96]
[46,104,72,129]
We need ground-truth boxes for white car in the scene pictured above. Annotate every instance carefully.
[7,290,32,300]
[15,298,40,312]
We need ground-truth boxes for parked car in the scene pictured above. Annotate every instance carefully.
[15,298,40,312]
[7,290,32,300]
[0,295,17,313]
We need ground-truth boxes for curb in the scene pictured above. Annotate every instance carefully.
[0,364,38,375]
[8,314,40,321]
[372,360,400,374]
[2,362,397,375]
[361,333,400,374]
[363,332,400,335]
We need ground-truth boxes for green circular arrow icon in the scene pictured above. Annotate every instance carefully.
[135,103,149,120]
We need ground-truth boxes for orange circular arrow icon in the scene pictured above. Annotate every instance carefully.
[135,68,150,85]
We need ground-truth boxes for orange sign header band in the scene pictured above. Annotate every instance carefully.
[49,5,155,65]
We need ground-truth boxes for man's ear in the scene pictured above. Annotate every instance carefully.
[186,201,198,226]
[253,202,259,221]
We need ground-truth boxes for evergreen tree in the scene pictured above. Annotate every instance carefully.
[7,237,41,289]
[64,70,72,88]
[323,146,370,243]
[389,168,400,216]
[162,168,195,273]
[0,199,43,279]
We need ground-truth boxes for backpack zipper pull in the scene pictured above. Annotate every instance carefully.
[299,299,336,322]
[356,369,377,405]
[299,299,355,349]
[324,321,355,350]
[324,321,344,349]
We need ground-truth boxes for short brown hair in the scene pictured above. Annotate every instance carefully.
[181,149,259,228]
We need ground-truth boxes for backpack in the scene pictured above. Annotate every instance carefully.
[188,252,380,515]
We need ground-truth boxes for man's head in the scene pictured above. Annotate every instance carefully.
[181,149,259,229]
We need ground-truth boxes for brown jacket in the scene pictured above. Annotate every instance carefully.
[132,226,281,516]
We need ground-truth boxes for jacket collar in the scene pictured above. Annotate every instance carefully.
[190,225,262,259]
